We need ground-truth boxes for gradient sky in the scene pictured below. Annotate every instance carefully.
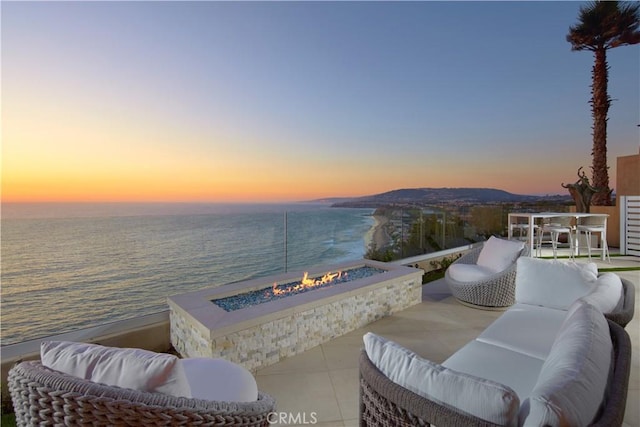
[2,1,639,203]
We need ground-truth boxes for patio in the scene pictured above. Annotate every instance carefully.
[253,252,640,426]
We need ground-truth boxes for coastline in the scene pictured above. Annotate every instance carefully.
[365,213,392,251]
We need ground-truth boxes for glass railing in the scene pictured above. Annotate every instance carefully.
[0,201,573,346]
[364,202,572,261]
[0,203,375,346]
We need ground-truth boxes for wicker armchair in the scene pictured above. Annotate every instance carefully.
[605,278,635,328]
[359,319,632,427]
[8,360,276,426]
[444,243,529,309]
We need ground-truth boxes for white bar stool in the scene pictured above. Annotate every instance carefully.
[576,216,610,262]
[538,217,574,259]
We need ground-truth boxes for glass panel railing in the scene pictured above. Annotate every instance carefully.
[0,204,375,346]
[1,201,575,346]
[363,202,574,261]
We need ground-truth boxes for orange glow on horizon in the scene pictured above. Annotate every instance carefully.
[2,102,593,204]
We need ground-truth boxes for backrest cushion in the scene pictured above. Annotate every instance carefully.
[581,273,624,314]
[364,332,520,426]
[521,301,612,426]
[41,341,191,398]
[477,236,525,272]
[515,257,598,309]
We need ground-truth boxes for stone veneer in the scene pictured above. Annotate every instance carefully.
[168,259,423,371]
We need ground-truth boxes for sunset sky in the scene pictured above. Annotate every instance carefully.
[2,1,639,203]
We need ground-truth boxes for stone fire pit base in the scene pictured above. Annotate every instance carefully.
[168,260,423,371]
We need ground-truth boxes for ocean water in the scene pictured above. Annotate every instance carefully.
[0,203,374,346]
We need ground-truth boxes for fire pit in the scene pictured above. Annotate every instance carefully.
[169,260,423,370]
[213,266,385,311]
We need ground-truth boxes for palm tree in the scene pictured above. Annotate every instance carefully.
[567,1,640,206]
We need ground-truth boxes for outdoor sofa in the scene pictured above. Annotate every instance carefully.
[360,257,634,426]
[9,341,276,426]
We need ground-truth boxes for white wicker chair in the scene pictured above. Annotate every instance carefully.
[445,241,529,309]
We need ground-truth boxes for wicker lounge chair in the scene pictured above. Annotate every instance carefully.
[8,360,276,426]
[445,242,529,309]
[359,319,632,427]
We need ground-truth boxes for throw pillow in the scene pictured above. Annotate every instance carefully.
[515,257,598,310]
[477,236,525,273]
[40,341,191,398]
[364,332,520,427]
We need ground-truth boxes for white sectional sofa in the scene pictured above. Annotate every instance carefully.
[360,257,634,427]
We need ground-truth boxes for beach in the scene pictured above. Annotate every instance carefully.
[365,213,392,251]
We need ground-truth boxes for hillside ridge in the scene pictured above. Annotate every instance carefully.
[327,187,569,207]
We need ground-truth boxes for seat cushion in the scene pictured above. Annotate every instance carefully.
[581,272,623,314]
[521,301,612,426]
[442,339,544,403]
[181,358,258,402]
[364,332,520,426]
[515,257,598,309]
[447,263,498,282]
[476,304,567,360]
[477,236,525,272]
[40,341,191,398]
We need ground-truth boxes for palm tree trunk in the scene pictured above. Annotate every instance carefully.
[590,46,612,205]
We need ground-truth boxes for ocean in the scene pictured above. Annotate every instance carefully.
[0,203,375,346]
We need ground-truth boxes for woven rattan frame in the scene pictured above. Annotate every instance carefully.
[444,243,529,309]
[359,319,631,427]
[604,278,635,328]
[9,361,276,426]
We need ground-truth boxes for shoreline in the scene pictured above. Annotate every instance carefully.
[365,213,392,251]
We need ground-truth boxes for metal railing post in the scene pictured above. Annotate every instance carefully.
[284,211,288,272]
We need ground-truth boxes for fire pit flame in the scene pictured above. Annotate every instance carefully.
[272,270,347,296]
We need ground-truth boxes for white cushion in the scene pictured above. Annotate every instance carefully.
[477,236,525,272]
[442,339,544,403]
[521,301,612,426]
[476,304,567,360]
[581,273,623,314]
[364,332,520,426]
[182,358,258,402]
[447,263,498,282]
[40,341,191,398]
[515,257,598,310]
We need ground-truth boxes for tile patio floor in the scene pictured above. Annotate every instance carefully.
[254,254,640,427]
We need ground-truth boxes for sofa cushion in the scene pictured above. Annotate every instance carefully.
[442,339,544,403]
[581,272,623,314]
[364,332,520,426]
[476,304,567,360]
[40,341,191,398]
[477,236,525,273]
[521,301,612,426]
[447,263,498,282]
[515,257,598,309]
[182,358,258,402]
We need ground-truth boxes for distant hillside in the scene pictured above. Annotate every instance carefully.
[330,187,569,208]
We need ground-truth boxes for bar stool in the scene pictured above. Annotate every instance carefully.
[537,217,574,259]
[576,216,610,261]
[510,219,536,242]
